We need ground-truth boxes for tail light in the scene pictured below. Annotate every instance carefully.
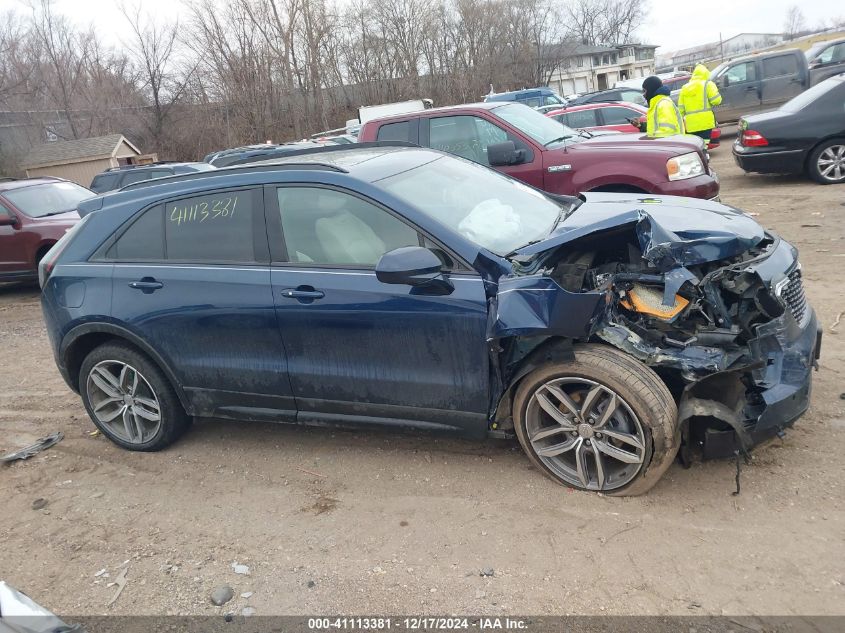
[741,130,768,147]
[38,215,89,288]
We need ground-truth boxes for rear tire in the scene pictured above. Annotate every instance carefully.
[79,342,190,451]
[807,139,845,184]
[512,344,679,496]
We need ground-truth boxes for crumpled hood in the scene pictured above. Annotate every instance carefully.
[691,64,710,81]
[512,192,765,271]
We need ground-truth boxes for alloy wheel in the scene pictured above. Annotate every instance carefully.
[817,145,845,182]
[86,360,162,444]
[525,378,646,491]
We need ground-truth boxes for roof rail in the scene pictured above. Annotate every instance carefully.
[118,142,419,193]
[222,140,418,167]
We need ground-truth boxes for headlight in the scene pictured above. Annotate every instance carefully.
[667,152,704,181]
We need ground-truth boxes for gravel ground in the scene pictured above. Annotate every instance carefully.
[1,147,843,617]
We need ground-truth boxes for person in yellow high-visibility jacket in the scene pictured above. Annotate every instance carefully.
[641,75,684,138]
[678,64,722,143]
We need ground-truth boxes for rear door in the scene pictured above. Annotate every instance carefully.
[265,183,489,434]
[422,114,543,189]
[107,187,295,421]
[761,53,803,109]
[715,60,761,121]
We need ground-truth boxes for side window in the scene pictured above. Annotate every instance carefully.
[762,55,798,79]
[276,187,420,267]
[121,170,152,186]
[524,97,542,108]
[109,205,165,260]
[819,43,845,64]
[620,89,646,105]
[165,189,258,262]
[565,109,599,128]
[429,115,511,165]
[90,172,120,193]
[725,61,757,84]
[601,106,640,125]
[376,121,411,142]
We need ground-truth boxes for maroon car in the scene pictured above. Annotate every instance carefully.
[358,102,719,199]
[0,177,92,282]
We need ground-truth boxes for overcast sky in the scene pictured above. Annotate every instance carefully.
[0,0,836,53]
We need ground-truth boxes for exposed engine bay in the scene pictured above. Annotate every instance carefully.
[488,193,820,461]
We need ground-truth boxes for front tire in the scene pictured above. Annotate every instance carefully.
[807,139,845,184]
[512,344,679,496]
[79,342,190,451]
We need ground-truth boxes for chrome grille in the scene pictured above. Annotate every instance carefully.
[781,268,808,325]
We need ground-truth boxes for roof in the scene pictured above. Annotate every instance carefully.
[22,134,141,170]
[546,102,646,116]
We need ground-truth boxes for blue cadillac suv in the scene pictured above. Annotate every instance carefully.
[40,144,820,495]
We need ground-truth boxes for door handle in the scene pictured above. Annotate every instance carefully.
[745,85,756,91]
[128,278,163,292]
[281,287,325,300]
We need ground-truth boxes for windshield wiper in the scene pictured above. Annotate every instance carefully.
[543,135,574,147]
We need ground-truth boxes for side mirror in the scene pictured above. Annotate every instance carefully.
[721,76,730,88]
[487,141,525,167]
[376,246,444,286]
[0,214,16,227]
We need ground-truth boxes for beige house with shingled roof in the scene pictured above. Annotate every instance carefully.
[22,134,143,187]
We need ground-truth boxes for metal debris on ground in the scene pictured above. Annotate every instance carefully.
[0,581,84,632]
[107,567,127,606]
[830,311,843,333]
[1,432,64,464]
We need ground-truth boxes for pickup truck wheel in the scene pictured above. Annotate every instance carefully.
[79,342,190,451]
[808,139,845,184]
[513,344,679,496]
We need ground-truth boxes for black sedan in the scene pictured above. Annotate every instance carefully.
[733,74,845,184]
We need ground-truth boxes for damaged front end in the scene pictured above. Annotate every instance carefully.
[492,193,821,460]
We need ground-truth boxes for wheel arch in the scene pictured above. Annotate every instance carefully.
[803,135,845,172]
[61,323,192,414]
[492,336,576,431]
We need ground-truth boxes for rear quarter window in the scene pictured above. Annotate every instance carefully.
[90,173,121,193]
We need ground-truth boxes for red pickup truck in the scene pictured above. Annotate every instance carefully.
[358,102,719,199]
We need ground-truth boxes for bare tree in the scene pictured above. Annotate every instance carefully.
[120,2,195,152]
[564,0,647,45]
[783,5,806,39]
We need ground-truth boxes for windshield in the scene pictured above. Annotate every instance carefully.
[377,155,563,255]
[5,182,92,218]
[494,103,580,147]
[781,76,844,112]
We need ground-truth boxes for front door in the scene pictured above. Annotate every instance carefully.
[266,184,490,435]
[715,60,761,122]
[107,187,295,421]
[423,114,544,189]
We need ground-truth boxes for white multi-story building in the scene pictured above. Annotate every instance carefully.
[547,43,658,96]
[656,33,784,72]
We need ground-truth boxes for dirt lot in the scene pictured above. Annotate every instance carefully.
[1,147,844,617]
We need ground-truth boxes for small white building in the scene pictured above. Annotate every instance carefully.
[656,33,784,72]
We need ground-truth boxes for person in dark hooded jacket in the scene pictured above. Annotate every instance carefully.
[642,75,684,138]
